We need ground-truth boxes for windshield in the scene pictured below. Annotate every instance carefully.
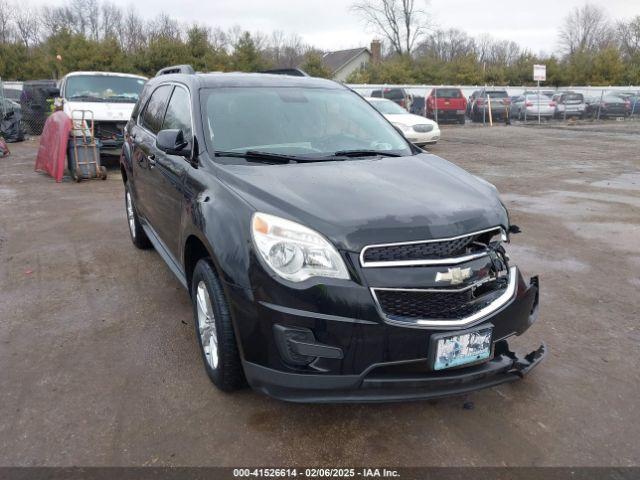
[369,99,407,115]
[202,87,412,158]
[65,75,146,103]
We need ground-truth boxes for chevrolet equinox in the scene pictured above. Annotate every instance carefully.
[120,66,545,403]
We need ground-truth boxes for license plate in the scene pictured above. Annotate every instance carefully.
[431,326,493,371]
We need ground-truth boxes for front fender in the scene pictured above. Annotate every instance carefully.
[181,167,255,289]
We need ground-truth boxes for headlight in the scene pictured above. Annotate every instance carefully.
[392,122,411,132]
[251,213,349,282]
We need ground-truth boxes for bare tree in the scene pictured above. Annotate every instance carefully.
[351,0,431,56]
[617,16,640,60]
[100,2,123,41]
[210,27,229,52]
[13,3,39,48]
[0,0,14,43]
[85,0,100,41]
[147,13,181,41]
[264,31,307,68]
[416,28,475,62]
[558,3,613,55]
[122,8,146,51]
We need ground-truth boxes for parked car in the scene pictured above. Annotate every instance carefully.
[625,94,640,115]
[120,66,544,402]
[612,92,640,114]
[1,98,21,115]
[370,87,412,111]
[59,71,147,153]
[469,89,510,122]
[586,94,630,119]
[553,92,586,119]
[466,90,481,117]
[366,97,440,146]
[510,94,555,120]
[409,95,425,116]
[425,87,466,124]
[523,90,555,98]
[2,87,22,101]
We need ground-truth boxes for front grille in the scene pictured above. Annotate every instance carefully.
[413,124,434,133]
[361,227,501,265]
[95,122,126,140]
[373,279,508,323]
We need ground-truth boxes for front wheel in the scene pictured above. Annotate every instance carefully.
[192,259,246,392]
[125,182,151,249]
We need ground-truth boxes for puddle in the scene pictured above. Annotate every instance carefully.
[503,190,640,217]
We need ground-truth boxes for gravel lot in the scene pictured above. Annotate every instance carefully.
[1,122,639,467]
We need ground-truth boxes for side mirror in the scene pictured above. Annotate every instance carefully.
[156,129,190,157]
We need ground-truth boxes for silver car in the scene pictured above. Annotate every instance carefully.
[554,92,586,119]
[510,94,556,120]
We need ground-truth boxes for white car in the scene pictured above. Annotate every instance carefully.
[59,71,147,153]
[366,97,440,146]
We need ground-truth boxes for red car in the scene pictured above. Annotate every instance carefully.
[426,88,467,124]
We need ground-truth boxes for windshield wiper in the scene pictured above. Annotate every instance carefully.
[214,150,297,164]
[331,149,403,158]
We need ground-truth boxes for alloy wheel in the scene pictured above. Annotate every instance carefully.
[196,281,219,369]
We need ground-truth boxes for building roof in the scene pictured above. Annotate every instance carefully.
[322,48,370,74]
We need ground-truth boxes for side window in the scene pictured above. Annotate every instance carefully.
[162,87,192,141]
[140,85,172,134]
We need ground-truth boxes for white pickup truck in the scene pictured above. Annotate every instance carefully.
[60,71,147,153]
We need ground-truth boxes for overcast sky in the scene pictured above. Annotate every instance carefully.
[33,0,640,55]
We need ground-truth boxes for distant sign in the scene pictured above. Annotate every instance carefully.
[533,64,546,82]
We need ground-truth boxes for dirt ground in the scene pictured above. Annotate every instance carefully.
[1,122,639,467]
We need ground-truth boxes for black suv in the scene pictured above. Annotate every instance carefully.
[121,66,544,403]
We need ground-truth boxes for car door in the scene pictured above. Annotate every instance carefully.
[142,84,193,259]
[131,84,173,225]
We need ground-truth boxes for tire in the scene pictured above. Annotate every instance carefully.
[458,115,465,125]
[191,258,246,392]
[125,182,152,249]
[100,166,108,180]
[73,170,81,182]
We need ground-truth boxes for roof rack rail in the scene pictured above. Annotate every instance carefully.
[260,68,309,77]
[156,65,195,77]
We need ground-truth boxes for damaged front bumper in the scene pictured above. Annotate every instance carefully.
[243,341,546,403]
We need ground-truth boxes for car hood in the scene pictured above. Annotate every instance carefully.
[63,101,135,122]
[385,113,438,127]
[217,153,508,252]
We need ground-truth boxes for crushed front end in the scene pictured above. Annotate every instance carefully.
[232,225,545,403]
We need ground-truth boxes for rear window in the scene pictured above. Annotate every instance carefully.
[433,88,462,99]
[485,91,508,98]
[372,88,405,101]
[564,93,583,102]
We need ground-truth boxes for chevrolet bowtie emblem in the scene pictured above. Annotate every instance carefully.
[435,267,472,285]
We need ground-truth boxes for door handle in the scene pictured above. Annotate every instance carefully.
[147,154,156,167]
